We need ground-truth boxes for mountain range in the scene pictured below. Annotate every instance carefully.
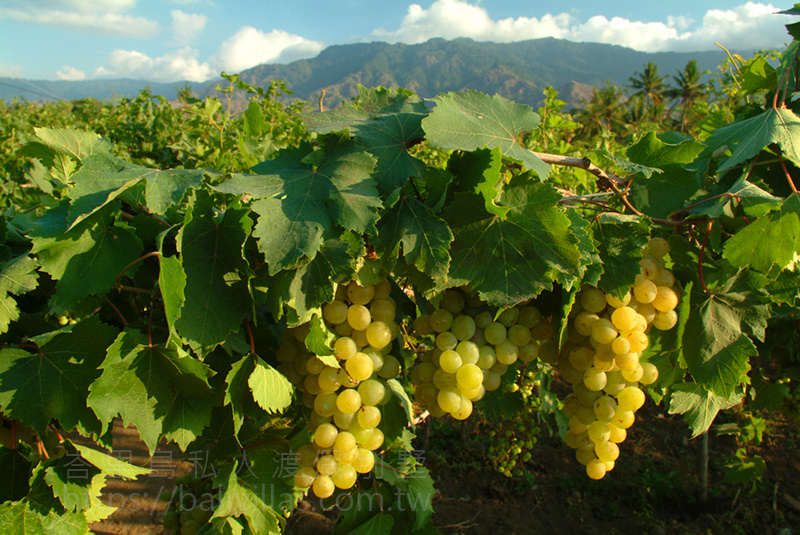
[1,38,731,111]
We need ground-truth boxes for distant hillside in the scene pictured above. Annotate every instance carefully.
[206,37,729,110]
[0,77,196,103]
[1,38,733,110]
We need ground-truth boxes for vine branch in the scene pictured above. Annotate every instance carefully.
[698,220,714,294]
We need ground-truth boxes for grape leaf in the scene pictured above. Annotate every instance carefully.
[44,450,100,512]
[689,174,782,219]
[566,210,602,288]
[591,213,651,300]
[73,443,150,479]
[248,355,293,415]
[212,462,283,535]
[668,382,745,437]
[216,135,380,273]
[681,271,769,398]
[704,107,800,173]
[26,127,111,163]
[422,91,550,179]
[374,195,453,279]
[347,513,395,535]
[30,209,144,310]
[722,193,800,275]
[0,255,38,334]
[175,190,253,348]
[446,147,507,217]
[304,313,337,360]
[443,179,582,307]
[304,85,429,195]
[87,331,215,453]
[0,448,31,503]
[158,255,186,337]
[627,131,705,169]
[749,374,790,412]
[225,353,257,434]
[266,239,355,325]
[0,317,118,434]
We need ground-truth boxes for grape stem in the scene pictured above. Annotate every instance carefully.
[103,295,128,327]
[114,251,161,289]
[778,155,798,194]
[698,220,714,295]
[244,319,256,355]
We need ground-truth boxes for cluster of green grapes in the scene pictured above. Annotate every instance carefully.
[409,288,557,420]
[162,474,215,535]
[485,402,541,477]
[276,280,401,499]
[557,237,678,480]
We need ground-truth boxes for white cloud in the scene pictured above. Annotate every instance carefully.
[368,0,787,52]
[56,66,86,80]
[0,64,25,78]
[0,0,157,37]
[210,27,324,73]
[171,9,207,45]
[96,47,214,82]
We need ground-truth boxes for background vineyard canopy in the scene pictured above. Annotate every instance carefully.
[0,6,798,534]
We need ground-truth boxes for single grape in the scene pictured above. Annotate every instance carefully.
[653,310,678,330]
[333,431,357,454]
[436,331,458,351]
[647,237,670,258]
[633,279,657,304]
[495,340,519,365]
[347,282,375,305]
[317,454,338,476]
[595,441,620,462]
[617,386,646,411]
[438,388,462,413]
[323,300,348,325]
[439,289,466,314]
[369,298,396,323]
[312,475,335,499]
[611,306,638,332]
[345,352,374,382]
[640,362,659,385]
[580,287,607,313]
[430,309,454,332]
[583,367,608,391]
[353,448,375,473]
[366,321,392,349]
[588,421,611,443]
[591,318,618,345]
[336,389,362,414]
[314,423,338,448]
[586,458,607,480]
[451,315,477,341]
[456,363,483,391]
[484,322,507,345]
[652,286,679,312]
[332,464,358,489]
[314,392,338,418]
[333,337,357,360]
[357,406,382,429]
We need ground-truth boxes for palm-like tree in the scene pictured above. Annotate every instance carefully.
[668,60,707,132]
[574,82,627,143]
[629,61,668,121]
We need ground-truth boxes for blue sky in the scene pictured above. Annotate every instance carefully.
[0,1,791,82]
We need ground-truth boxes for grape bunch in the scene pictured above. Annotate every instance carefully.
[275,280,401,499]
[409,288,557,420]
[557,238,678,479]
[162,474,215,535]
[485,401,541,477]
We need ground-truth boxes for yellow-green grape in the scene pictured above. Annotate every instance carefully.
[345,352,373,381]
[456,363,483,391]
[640,256,659,280]
[595,441,620,462]
[332,464,358,489]
[306,356,325,376]
[614,352,639,372]
[484,322,507,345]
[576,405,597,426]
[647,237,670,258]
[333,431,356,454]
[611,336,631,356]
[593,396,617,421]
[304,374,323,396]
[608,424,627,443]
[573,311,599,337]
[495,340,519,365]
[562,394,581,419]
[413,315,434,335]
[439,289,466,314]
[347,305,371,331]
[456,341,480,365]
[357,379,386,406]
[438,388,462,413]
[507,324,532,346]
[314,423,338,448]
[591,318,618,345]
[316,454,338,476]
[612,410,635,429]
[349,422,374,445]
[347,282,375,305]
[429,309,454,332]
[376,354,399,379]
[576,448,597,466]
[318,367,342,393]
[603,371,627,397]
[312,475,335,499]
[351,329,368,348]
[451,397,473,420]
[338,368,359,388]
[626,331,649,353]
[652,286,679,312]
[353,449,375,473]
[633,279,657,304]
[412,362,436,384]
[476,345,496,369]
[621,365,644,383]
[563,430,578,449]
[336,389,362,414]
[573,382,602,406]
[333,409,355,429]
[323,300,348,325]
[297,444,318,467]
[433,368,457,390]
[363,348,384,372]
[575,432,596,452]
[314,392,338,418]
[617,386,646,411]
[373,279,391,299]
[569,415,589,434]
[583,367,608,391]
[451,315,477,341]
[496,308,519,328]
[518,306,542,328]
[640,362,659,385]
[473,311,493,329]
[580,287,607,313]
[652,268,675,287]
[436,331,458,351]
[366,321,392,349]
[439,350,462,374]
[334,337,357,360]
[362,428,384,451]
[369,298,396,323]
[653,310,678,331]
[610,306,638,332]
[518,342,539,363]
[483,371,502,391]
[587,421,611,443]
[568,346,595,371]
[586,458,607,480]
[606,291,631,308]
[357,406,382,428]
[334,445,358,464]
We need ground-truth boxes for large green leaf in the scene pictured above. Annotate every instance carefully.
[347,513,395,535]
[87,330,215,453]
[248,355,293,415]
[422,91,550,179]
[216,135,380,273]
[212,463,283,534]
[447,147,507,217]
[443,179,582,306]
[30,207,143,310]
[0,255,38,334]
[689,174,782,219]
[304,85,428,195]
[681,271,769,398]
[668,382,745,437]
[591,213,651,300]
[374,195,453,279]
[722,193,800,275]
[704,107,800,173]
[175,190,252,348]
[0,317,117,434]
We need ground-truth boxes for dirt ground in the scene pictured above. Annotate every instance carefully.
[88,405,800,535]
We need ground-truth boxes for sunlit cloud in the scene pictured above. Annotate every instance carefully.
[210,27,324,73]
[56,66,86,80]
